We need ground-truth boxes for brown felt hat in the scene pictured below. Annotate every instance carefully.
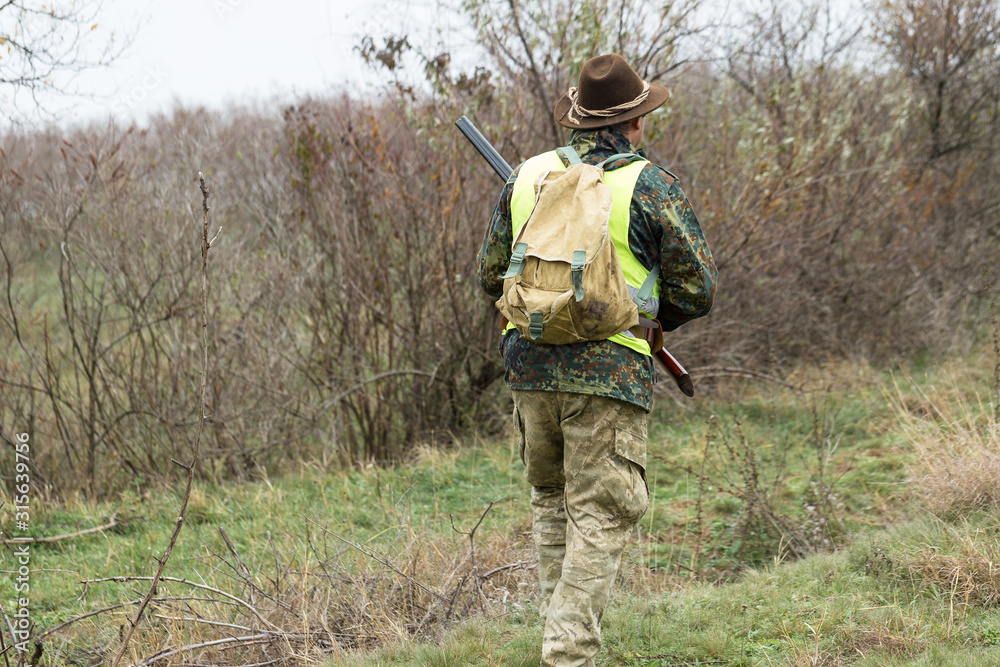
[553,54,670,130]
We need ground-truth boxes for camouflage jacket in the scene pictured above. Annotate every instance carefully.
[476,127,717,411]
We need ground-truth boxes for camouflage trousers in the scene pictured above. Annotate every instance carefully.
[512,390,649,667]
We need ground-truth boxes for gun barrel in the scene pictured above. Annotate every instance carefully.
[455,116,513,182]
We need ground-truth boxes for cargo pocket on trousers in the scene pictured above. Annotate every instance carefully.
[610,426,649,524]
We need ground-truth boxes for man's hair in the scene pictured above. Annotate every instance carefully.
[606,119,632,135]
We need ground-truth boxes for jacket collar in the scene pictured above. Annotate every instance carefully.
[568,127,635,159]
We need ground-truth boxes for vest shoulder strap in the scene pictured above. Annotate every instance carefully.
[598,153,645,171]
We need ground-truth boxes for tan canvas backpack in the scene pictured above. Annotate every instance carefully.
[497,147,658,345]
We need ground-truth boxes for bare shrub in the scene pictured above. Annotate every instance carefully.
[664,4,939,368]
[0,114,303,494]
[874,0,1000,164]
[39,516,537,664]
[485,0,1000,374]
[279,95,505,464]
[665,401,848,571]
[1,98,506,493]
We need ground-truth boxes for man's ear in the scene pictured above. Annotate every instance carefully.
[627,115,645,144]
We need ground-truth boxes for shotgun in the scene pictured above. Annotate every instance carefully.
[456,115,695,397]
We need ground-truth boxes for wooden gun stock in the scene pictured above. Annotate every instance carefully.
[456,115,695,397]
[655,348,694,397]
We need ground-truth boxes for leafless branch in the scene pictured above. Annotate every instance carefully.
[108,172,216,667]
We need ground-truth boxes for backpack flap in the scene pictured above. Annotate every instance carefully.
[512,166,611,269]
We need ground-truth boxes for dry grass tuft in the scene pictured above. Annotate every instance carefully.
[915,447,1000,517]
[890,371,1000,518]
[886,368,1000,612]
[832,604,927,664]
[838,622,923,659]
[908,536,1000,610]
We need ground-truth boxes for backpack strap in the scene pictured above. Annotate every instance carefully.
[632,263,660,309]
[559,147,590,302]
[556,146,583,165]
[503,241,528,279]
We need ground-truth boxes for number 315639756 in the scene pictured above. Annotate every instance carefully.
[14,432,30,519]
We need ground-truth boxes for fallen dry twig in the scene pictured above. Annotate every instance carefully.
[1,512,120,545]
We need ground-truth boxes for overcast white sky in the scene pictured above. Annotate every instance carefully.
[2,0,867,130]
[3,0,449,128]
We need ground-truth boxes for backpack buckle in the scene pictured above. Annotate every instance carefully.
[528,312,545,340]
[571,250,586,301]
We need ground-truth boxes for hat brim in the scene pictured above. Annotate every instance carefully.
[553,82,670,130]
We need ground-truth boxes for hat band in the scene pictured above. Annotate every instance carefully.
[566,81,651,125]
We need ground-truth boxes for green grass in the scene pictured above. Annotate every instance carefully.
[3,350,1000,665]
[336,517,1000,666]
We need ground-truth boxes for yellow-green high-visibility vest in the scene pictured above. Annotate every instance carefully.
[507,149,661,356]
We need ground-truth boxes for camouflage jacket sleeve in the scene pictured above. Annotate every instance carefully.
[477,168,519,299]
[629,164,718,332]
